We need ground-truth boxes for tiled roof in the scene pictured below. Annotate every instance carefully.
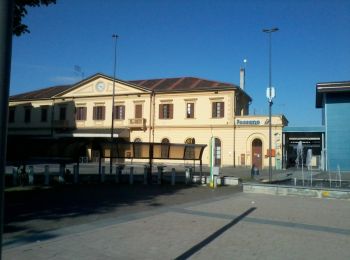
[10,75,242,101]
[128,77,238,92]
[10,85,71,101]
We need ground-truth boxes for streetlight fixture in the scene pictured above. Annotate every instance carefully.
[263,27,278,182]
[110,34,118,175]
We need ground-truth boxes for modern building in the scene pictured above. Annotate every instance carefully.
[316,81,350,171]
[8,73,288,169]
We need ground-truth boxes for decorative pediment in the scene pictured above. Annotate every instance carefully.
[58,74,149,98]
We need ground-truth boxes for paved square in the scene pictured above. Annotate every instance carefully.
[3,189,350,259]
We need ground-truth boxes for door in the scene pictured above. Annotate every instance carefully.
[252,139,262,169]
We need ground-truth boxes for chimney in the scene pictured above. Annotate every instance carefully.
[240,68,245,90]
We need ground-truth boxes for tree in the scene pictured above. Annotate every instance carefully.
[13,0,56,36]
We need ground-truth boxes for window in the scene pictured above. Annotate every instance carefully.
[135,104,142,119]
[185,138,195,159]
[76,107,87,121]
[9,108,15,123]
[212,102,224,118]
[134,138,142,158]
[159,104,173,119]
[186,103,194,118]
[93,106,105,120]
[161,138,170,158]
[59,107,66,120]
[24,107,31,123]
[114,105,125,120]
[41,107,48,122]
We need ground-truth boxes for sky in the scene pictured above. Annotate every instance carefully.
[10,0,350,127]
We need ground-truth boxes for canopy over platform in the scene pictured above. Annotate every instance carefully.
[7,138,207,165]
[102,141,206,161]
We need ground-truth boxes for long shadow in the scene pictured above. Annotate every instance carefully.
[4,182,237,247]
[175,207,256,260]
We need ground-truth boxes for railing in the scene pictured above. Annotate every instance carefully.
[128,118,146,129]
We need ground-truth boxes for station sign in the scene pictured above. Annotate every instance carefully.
[236,119,268,125]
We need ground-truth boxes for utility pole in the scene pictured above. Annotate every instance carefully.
[0,1,13,259]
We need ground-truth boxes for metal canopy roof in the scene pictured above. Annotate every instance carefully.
[103,141,207,161]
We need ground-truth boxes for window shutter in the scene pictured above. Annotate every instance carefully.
[122,106,125,119]
[190,103,194,118]
[102,106,105,120]
[159,104,163,119]
[220,102,224,117]
[212,102,216,118]
[83,107,87,120]
[169,104,173,119]
[93,107,97,120]
[135,104,142,118]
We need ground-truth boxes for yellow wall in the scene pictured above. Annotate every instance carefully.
[8,75,286,168]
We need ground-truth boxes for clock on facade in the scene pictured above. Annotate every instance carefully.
[95,82,105,92]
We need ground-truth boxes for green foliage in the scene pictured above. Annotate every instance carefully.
[13,0,57,36]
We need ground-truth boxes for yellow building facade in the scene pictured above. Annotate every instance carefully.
[8,73,288,169]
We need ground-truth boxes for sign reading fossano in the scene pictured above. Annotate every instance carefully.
[236,119,271,125]
[236,119,261,125]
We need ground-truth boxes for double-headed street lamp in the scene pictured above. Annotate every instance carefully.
[263,27,278,183]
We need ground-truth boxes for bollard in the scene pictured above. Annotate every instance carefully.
[116,165,124,184]
[12,167,17,186]
[73,165,79,184]
[101,166,105,183]
[144,166,148,185]
[213,176,217,188]
[28,166,34,185]
[44,165,50,185]
[59,164,65,183]
[185,168,190,184]
[157,166,162,185]
[115,166,119,183]
[129,167,134,184]
[294,178,297,186]
[171,168,176,186]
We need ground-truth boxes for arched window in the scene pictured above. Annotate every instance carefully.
[185,138,195,144]
[185,138,195,159]
[214,138,221,166]
[161,138,170,158]
[134,138,142,158]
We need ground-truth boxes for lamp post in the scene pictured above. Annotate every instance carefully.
[263,27,278,182]
[110,34,118,175]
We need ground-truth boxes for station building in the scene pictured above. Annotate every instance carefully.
[8,72,288,169]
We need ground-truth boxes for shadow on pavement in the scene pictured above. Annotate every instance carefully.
[4,183,240,247]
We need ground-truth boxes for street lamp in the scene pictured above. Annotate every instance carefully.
[110,34,118,175]
[263,27,278,182]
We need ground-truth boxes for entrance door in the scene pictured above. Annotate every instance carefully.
[252,139,262,169]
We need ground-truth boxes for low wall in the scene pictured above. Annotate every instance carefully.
[243,183,350,200]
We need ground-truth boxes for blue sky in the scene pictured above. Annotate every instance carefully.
[10,0,350,126]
